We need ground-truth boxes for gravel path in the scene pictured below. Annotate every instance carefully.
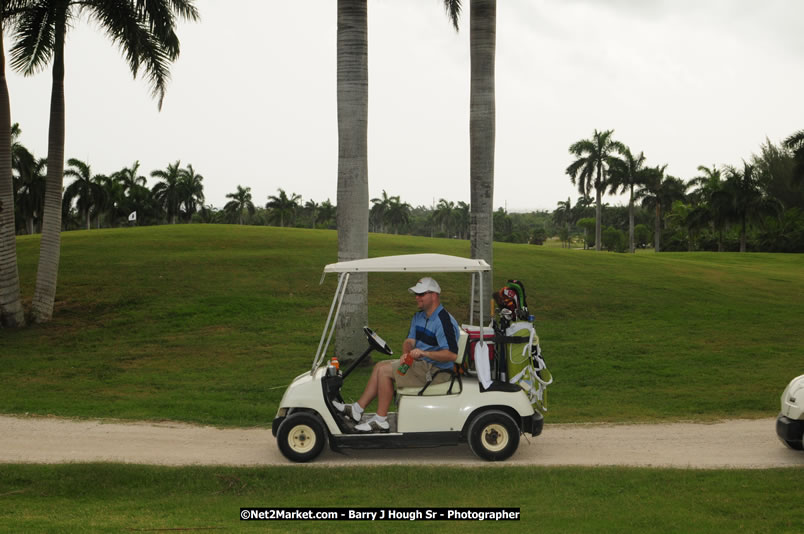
[1,415,801,469]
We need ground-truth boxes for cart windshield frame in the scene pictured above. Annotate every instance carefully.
[312,254,491,373]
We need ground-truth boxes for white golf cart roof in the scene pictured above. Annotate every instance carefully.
[314,253,491,373]
[323,253,490,274]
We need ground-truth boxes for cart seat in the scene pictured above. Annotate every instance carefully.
[397,328,468,396]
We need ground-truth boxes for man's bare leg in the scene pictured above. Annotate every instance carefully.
[357,360,395,411]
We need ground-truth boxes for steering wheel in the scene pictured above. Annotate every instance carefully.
[363,327,393,356]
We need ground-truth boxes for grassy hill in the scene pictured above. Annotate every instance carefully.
[1,224,802,425]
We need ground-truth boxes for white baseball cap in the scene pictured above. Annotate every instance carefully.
[409,277,441,294]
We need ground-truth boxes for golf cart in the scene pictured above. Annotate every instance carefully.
[776,374,804,451]
[271,253,547,462]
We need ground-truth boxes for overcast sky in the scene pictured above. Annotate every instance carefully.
[6,0,804,213]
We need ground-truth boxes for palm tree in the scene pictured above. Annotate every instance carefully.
[196,204,219,224]
[99,173,126,227]
[179,163,203,221]
[114,161,147,201]
[783,129,804,187]
[385,195,411,234]
[151,161,184,224]
[666,200,709,252]
[716,163,780,252]
[335,0,369,363]
[112,160,147,222]
[266,188,301,227]
[10,0,199,323]
[303,199,318,229]
[369,190,391,233]
[635,165,687,252]
[469,0,495,316]
[608,147,647,253]
[433,198,455,236]
[442,0,495,319]
[224,185,254,225]
[566,129,624,251]
[553,197,572,248]
[0,2,29,327]
[15,156,45,234]
[62,158,105,230]
[454,200,469,239]
[318,199,336,229]
[10,123,37,233]
[10,122,34,182]
[690,164,728,251]
[689,165,722,203]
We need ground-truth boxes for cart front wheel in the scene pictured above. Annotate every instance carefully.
[468,410,520,461]
[277,412,326,462]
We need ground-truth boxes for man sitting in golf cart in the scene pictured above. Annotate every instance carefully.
[332,276,461,432]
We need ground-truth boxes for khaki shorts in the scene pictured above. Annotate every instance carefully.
[394,359,453,388]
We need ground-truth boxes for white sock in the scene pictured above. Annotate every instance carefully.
[352,402,364,416]
[373,414,386,422]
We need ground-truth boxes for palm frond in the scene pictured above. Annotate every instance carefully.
[783,129,804,151]
[134,0,196,58]
[9,0,56,76]
[442,0,461,31]
[568,139,595,156]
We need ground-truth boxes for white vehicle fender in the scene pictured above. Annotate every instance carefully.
[780,374,804,420]
[277,368,341,434]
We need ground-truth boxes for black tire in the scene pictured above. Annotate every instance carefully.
[467,410,520,461]
[277,412,327,463]
[782,439,804,451]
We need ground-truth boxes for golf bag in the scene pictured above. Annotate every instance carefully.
[493,280,553,413]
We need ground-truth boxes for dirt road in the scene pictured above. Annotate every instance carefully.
[1,415,801,469]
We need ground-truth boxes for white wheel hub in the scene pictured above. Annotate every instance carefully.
[481,423,509,452]
[287,424,317,453]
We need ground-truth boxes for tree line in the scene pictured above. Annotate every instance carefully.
[13,118,804,255]
[11,126,209,232]
[564,129,804,253]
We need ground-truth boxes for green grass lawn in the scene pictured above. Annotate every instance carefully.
[0,463,801,533]
[1,224,802,426]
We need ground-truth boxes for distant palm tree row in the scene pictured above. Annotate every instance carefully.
[12,124,480,236]
[13,119,803,254]
[566,128,804,253]
[11,125,206,231]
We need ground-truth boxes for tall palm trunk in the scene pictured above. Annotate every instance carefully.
[654,204,661,252]
[335,0,369,364]
[470,0,495,320]
[594,171,602,251]
[32,16,66,323]
[0,28,24,327]
[628,185,635,253]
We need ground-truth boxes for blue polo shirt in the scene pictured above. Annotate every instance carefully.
[407,304,460,370]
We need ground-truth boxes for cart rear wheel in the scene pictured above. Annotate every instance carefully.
[277,412,326,462]
[782,439,804,451]
[468,410,520,461]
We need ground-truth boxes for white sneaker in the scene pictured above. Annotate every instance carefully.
[332,401,362,423]
[355,415,390,432]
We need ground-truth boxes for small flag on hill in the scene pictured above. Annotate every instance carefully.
[128,211,137,222]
